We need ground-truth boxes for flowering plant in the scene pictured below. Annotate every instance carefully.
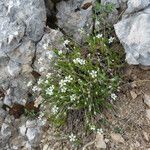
[39,34,123,127]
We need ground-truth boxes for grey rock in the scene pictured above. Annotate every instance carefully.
[56,0,95,42]
[26,120,37,128]
[3,80,30,107]
[9,136,26,150]
[1,123,11,139]
[105,0,150,66]
[0,0,46,147]
[26,127,42,146]
[4,115,14,124]
[34,28,64,76]
[0,0,46,113]
[125,0,150,14]
[114,6,150,66]
[26,15,45,42]
[0,109,7,127]
[7,60,22,77]
[19,125,27,136]
[3,96,12,107]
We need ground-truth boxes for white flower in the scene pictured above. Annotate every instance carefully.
[38,112,44,119]
[89,70,97,78]
[69,133,76,142]
[97,128,103,134]
[59,79,67,87]
[95,20,100,26]
[96,34,103,38]
[32,86,41,92]
[47,52,53,60]
[48,54,53,60]
[46,85,54,95]
[90,125,96,131]
[46,73,52,78]
[111,93,117,100]
[61,86,67,93]
[108,37,115,43]
[63,40,70,46]
[108,85,112,89]
[59,76,72,87]
[78,28,84,34]
[37,78,43,85]
[38,58,43,64]
[64,75,73,83]
[45,80,49,84]
[73,58,78,64]
[59,76,73,92]
[27,81,32,87]
[39,67,45,72]
[70,94,76,102]
[58,50,63,55]
[40,118,47,126]
[73,58,85,65]
[51,105,59,114]
[43,43,48,49]
[89,105,92,111]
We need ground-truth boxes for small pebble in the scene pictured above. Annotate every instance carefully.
[111,133,125,143]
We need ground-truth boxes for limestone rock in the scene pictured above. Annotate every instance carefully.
[125,0,150,14]
[56,0,95,42]
[26,127,42,146]
[9,136,26,150]
[143,131,149,141]
[43,144,49,150]
[0,109,7,127]
[114,0,150,66]
[26,120,37,128]
[114,6,150,66]
[0,0,46,108]
[1,123,12,139]
[19,125,27,136]
[95,133,107,149]
[0,0,46,148]
[34,28,64,76]
[130,91,137,99]
[144,94,150,108]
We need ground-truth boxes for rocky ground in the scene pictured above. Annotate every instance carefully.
[39,65,150,150]
[0,0,150,149]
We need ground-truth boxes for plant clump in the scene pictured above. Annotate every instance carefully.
[38,33,123,128]
[28,2,125,146]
